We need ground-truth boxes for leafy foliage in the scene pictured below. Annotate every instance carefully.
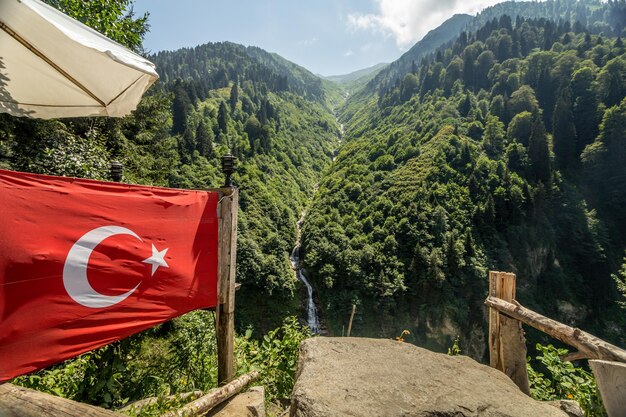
[236,317,311,400]
[43,0,149,52]
[14,314,311,410]
[528,343,605,416]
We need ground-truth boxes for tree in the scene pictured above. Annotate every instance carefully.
[230,82,239,111]
[490,95,507,121]
[195,121,213,158]
[612,253,626,309]
[528,114,551,183]
[509,86,540,117]
[43,0,148,52]
[507,111,533,147]
[400,73,419,102]
[506,142,529,174]
[181,126,195,162]
[444,57,464,94]
[171,83,192,135]
[458,91,472,117]
[476,51,496,91]
[483,115,506,158]
[582,99,626,218]
[598,57,626,107]
[552,85,577,172]
[571,66,600,154]
[217,101,230,134]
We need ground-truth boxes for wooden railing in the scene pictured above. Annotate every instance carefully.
[485,271,626,416]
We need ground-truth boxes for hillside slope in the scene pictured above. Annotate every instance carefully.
[302,4,626,357]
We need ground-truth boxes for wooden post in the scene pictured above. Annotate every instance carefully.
[589,360,626,417]
[217,187,238,385]
[347,304,356,337]
[488,271,530,395]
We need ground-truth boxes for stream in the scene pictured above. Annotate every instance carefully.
[290,120,342,334]
[290,215,320,334]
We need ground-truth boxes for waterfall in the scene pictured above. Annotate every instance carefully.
[290,216,320,334]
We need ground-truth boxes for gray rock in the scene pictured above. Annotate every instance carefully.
[290,337,572,417]
[547,400,584,417]
[208,386,265,417]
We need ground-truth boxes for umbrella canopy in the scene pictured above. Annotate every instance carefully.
[0,0,159,119]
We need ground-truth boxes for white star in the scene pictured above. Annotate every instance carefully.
[142,244,169,276]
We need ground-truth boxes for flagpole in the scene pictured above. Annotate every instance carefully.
[217,154,238,385]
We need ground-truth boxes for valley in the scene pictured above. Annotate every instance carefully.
[2,0,626,414]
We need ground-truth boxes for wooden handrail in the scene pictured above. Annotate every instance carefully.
[485,296,626,363]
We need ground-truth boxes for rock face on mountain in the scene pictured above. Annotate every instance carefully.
[289,338,577,417]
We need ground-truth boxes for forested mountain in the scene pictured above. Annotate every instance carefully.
[367,14,473,95]
[302,2,626,358]
[147,43,342,332]
[369,0,626,96]
[152,42,326,103]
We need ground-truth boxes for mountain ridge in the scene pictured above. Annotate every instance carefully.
[323,63,388,85]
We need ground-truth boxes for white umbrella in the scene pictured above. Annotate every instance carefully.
[0,0,159,119]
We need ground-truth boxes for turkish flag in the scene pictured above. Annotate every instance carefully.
[0,169,220,382]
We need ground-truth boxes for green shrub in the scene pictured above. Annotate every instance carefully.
[15,315,310,410]
[236,316,311,400]
[527,343,605,417]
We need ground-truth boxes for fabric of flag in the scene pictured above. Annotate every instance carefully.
[0,169,220,382]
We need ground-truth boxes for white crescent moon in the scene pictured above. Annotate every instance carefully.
[63,226,142,308]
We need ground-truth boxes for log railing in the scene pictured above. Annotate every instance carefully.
[485,271,626,416]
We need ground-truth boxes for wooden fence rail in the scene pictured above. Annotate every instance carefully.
[485,271,626,417]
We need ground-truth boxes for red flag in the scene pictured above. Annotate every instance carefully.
[0,169,220,382]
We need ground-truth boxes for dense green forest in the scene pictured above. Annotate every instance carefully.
[146,42,340,332]
[302,1,626,359]
[369,0,625,95]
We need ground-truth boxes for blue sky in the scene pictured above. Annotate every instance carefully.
[133,0,504,76]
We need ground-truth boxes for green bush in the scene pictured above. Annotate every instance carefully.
[14,315,310,411]
[236,317,311,400]
[527,343,605,417]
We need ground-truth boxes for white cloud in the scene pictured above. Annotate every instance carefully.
[347,0,503,49]
[344,49,354,57]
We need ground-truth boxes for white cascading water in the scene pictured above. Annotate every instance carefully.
[290,216,320,334]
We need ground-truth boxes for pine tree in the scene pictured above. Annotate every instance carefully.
[195,120,213,158]
[171,83,192,135]
[483,115,505,158]
[528,114,551,183]
[571,66,599,154]
[181,126,195,163]
[598,57,626,107]
[218,101,229,134]
[552,85,577,172]
[458,91,472,117]
[229,82,239,111]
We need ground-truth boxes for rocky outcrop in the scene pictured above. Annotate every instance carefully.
[290,337,575,417]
